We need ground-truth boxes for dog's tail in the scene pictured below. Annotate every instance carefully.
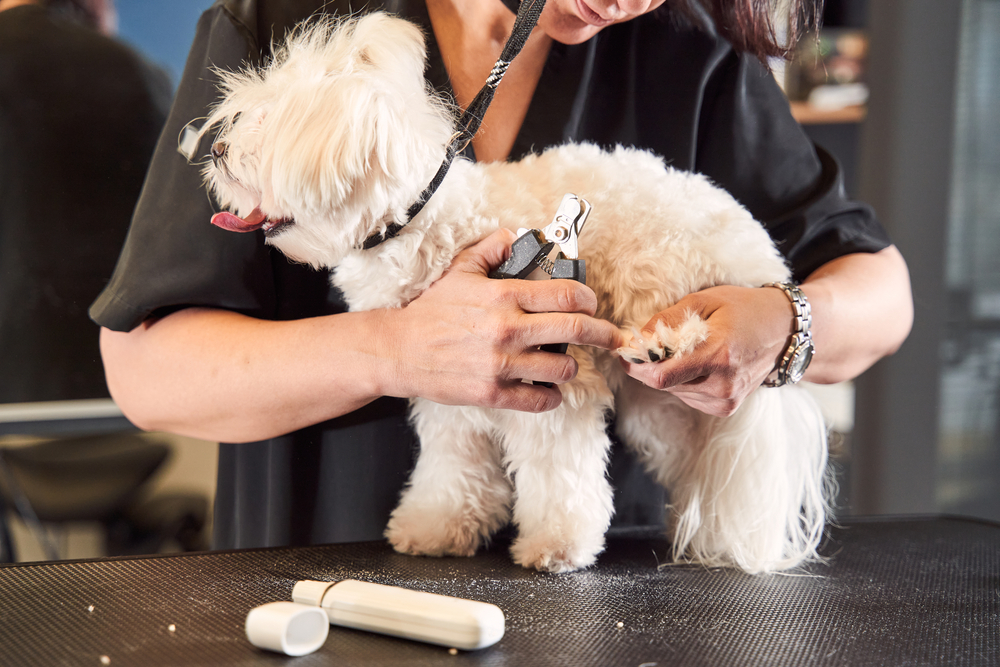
[668,386,832,573]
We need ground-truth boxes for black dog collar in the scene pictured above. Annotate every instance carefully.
[360,0,546,250]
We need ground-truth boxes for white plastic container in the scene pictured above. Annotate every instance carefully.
[292,579,505,651]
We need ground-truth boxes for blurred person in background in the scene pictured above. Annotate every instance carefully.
[0,0,171,403]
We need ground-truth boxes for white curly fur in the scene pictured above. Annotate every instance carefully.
[201,12,832,573]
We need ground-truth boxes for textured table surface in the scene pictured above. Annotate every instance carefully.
[1,517,998,666]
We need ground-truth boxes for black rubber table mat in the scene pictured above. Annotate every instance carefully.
[1,517,997,666]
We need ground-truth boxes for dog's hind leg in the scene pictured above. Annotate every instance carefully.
[622,384,831,572]
[385,401,511,558]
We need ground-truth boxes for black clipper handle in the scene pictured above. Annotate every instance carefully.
[488,230,553,280]
[540,255,586,356]
[489,229,587,387]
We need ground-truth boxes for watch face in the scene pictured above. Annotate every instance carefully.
[788,342,814,383]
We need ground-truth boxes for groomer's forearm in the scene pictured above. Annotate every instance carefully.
[798,245,913,384]
[100,308,390,443]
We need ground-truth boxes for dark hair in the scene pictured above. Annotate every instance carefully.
[667,0,824,61]
[43,0,105,30]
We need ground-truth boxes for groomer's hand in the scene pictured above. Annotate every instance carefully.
[620,285,792,417]
[375,229,624,412]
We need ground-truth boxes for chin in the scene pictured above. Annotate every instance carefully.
[538,0,669,45]
[537,8,602,45]
[199,12,833,575]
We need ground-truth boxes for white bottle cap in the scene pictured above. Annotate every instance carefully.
[245,601,330,656]
[291,579,337,608]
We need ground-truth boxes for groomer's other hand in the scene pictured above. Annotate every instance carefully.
[376,229,624,413]
[620,285,792,417]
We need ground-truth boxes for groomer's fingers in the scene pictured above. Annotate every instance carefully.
[622,349,749,418]
[505,278,599,316]
[517,311,624,351]
[620,334,720,394]
[639,302,717,340]
[623,351,710,390]
[451,228,519,276]
[510,346,580,385]
[452,229,601,316]
[490,382,564,413]
[479,347,587,412]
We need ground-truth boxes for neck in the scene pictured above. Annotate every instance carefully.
[427,0,551,164]
[426,0,518,43]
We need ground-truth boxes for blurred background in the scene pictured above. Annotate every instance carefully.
[0,0,997,562]
[0,0,216,563]
[785,0,1000,527]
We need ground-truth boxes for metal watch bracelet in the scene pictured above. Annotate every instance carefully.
[762,282,815,387]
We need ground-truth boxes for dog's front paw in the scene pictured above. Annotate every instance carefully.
[509,533,603,573]
[617,311,709,364]
[617,326,670,365]
[385,509,486,558]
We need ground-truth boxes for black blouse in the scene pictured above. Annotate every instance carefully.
[90,0,890,550]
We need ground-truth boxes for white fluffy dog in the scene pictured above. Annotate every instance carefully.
[200,12,830,573]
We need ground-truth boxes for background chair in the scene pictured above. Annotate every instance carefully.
[0,432,208,562]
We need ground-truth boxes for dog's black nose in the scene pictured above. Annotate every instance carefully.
[211,142,227,162]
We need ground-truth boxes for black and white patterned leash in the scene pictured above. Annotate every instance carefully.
[360,0,546,250]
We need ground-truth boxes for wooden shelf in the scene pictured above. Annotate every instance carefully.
[790,101,867,125]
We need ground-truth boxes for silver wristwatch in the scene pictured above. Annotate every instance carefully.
[763,282,814,387]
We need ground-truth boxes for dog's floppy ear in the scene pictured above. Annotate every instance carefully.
[260,70,440,226]
[346,11,428,81]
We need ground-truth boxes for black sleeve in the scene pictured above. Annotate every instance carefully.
[694,50,891,282]
[89,4,276,332]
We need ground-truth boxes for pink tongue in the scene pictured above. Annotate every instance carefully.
[211,207,267,232]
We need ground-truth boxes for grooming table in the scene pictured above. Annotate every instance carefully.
[0,517,997,666]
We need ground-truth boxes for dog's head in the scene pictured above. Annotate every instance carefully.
[201,12,454,267]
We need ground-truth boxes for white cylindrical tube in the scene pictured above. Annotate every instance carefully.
[292,579,505,651]
[244,601,330,656]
